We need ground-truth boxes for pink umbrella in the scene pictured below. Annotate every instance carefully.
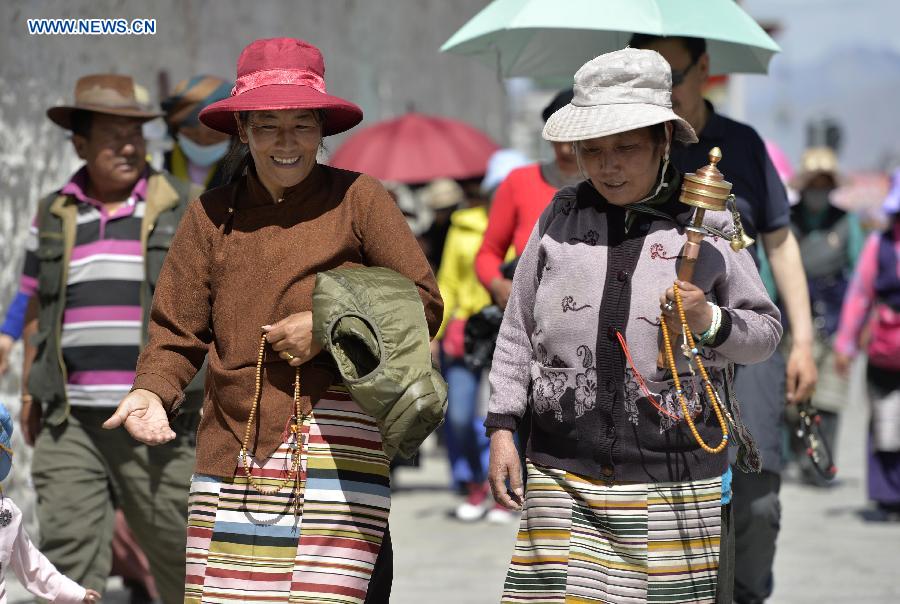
[328,112,499,184]
[831,171,890,212]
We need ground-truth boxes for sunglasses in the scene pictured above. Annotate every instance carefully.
[671,58,699,87]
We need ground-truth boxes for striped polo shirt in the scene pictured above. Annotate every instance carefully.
[22,167,148,408]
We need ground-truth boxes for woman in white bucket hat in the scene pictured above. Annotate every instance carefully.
[485,48,782,603]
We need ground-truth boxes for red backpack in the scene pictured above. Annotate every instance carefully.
[868,225,900,370]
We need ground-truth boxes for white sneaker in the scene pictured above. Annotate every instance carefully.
[455,500,487,522]
[485,505,517,524]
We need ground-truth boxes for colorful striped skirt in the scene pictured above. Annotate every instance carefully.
[184,393,391,603]
[502,461,723,604]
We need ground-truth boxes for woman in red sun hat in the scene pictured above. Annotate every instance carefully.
[104,37,442,602]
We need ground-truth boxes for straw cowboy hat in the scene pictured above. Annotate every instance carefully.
[199,37,363,136]
[790,147,842,191]
[543,48,697,145]
[47,74,162,130]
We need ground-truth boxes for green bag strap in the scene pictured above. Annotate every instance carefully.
[845,213,866,269]
[754,243,778,302]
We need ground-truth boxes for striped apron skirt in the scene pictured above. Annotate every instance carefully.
[184,393,391,603]
[502,461,723,604]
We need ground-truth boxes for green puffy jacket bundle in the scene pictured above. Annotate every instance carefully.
[312,267,447,459]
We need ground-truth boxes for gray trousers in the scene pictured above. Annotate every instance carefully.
[729,350,786,604]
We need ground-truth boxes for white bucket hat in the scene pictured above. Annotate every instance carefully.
[543,48,697,145]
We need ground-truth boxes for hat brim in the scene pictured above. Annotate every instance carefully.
[198,85,363,136]
[789,170,844,192]
[47,105,162,130]
[542,103,697,145]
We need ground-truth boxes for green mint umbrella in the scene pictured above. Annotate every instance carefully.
[441,0,780,78]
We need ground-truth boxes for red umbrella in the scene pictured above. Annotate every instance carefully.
[328,112,499,184]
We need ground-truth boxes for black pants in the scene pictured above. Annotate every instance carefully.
[365,525,393,603]
[716,502,736,604]
[732,470,781,604]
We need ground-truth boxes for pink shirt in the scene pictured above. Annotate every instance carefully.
[835,221,900,357]
[0,498,85,604]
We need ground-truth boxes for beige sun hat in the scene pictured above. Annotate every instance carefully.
[419,178,465,210]
[790,147,842,191]
[543,48,697,145]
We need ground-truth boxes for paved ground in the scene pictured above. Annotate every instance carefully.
[6,361,900,603]
[392,377,900,603]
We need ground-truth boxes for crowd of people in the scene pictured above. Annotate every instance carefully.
[0,31,897,604]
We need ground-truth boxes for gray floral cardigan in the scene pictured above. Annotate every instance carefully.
[485,177,782,483]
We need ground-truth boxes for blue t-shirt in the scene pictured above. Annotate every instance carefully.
[721,466,733,505]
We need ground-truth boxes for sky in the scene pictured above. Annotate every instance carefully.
[738,0,899,170]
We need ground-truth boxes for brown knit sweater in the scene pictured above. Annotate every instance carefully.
[132,164,443,477]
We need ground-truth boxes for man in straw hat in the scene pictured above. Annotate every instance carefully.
[631,34,819,604]
[18,74,200,603]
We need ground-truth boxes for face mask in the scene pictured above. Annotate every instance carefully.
[802,189,832,213]
[178,136,230,168]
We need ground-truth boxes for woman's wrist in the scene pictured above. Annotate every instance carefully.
[689,302,713,334]
[697,303,722,344]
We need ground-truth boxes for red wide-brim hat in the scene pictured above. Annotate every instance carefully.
[199,37,363,137]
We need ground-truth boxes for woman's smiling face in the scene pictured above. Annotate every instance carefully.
[237,109,323,199]
[576,126,667,206]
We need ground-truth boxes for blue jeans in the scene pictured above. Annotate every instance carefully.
[443,359,489,485]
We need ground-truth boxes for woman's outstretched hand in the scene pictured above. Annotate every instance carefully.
[103,389,175,445]
[489,429,524,511]
[263,311,322,367]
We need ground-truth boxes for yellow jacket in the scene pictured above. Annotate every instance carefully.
[436,206,493,339]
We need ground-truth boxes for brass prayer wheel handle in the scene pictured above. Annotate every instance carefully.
[679,147,733,212]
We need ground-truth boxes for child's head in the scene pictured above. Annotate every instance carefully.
[0,403,12,482]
